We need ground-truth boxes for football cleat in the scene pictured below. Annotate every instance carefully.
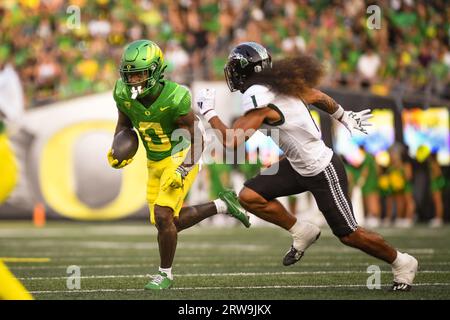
[283,224,321,266]
[219,190,251,228]
[390,282,411,292]
[390,253,418,292]
[144,272,173,290]
[283,246,305,266]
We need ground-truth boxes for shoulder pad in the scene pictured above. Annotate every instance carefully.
[113,79,129,102]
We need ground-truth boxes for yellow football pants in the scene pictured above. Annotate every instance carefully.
[147,149,199,224]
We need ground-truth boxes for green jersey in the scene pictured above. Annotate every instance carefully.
[113,79,191,161]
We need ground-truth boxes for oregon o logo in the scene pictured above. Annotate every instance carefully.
[39,120,147,220]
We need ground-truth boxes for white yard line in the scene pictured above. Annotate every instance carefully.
[10,264,150,270]
[19,270,450,281]
[10,260,450,270]
[29,282,450,294]
[2,247,441,258]
[0,226,153,237]
[4,255,448,264]
[1,241,269,251]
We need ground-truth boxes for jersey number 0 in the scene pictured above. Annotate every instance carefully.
[138,122,171,152]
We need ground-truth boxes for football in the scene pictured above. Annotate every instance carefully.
[111,128,139,162]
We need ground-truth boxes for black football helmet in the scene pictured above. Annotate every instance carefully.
[224,42,272,93]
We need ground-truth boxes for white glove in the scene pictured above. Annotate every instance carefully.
[332,105,372,136]
[195,88,217,122]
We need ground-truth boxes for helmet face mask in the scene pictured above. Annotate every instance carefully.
[224,58,245,92]
[121,69,150,87]
[224,42,272,93]
[119,40,165,99]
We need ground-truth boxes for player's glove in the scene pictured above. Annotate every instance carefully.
[332,105,372,136]
[107,148,133,169]
[161,165,190,191]
[195,88,217,122]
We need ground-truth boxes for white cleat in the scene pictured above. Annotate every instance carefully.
[391,253,418,291]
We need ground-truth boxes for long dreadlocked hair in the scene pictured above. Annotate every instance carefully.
[247,54,325,98]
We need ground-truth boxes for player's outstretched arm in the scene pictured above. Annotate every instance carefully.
[209,110,268,149]
[176,111,204,169]
[195,88,274,149]
[302,88,340,114]
[303,88,372,136]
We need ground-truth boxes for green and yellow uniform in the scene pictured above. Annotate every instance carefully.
[110,39,250,291]
[388,167,408,195]
[114,79,191,161]
[113,79,198,224]
[431,175,445,193]
[378,170,392,197]
[111,39,200,225]
[345,153,378,196]
[429,161,446,193]
[361,153,379,196]
[404,174,413,194]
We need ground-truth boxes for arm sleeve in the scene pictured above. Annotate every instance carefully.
[241,85,275,113]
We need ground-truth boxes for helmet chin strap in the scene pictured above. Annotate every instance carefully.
[130,86,143,99]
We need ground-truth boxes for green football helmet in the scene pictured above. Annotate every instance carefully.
[119,40,166,99]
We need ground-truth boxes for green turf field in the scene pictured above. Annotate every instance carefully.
[1,221,449,300]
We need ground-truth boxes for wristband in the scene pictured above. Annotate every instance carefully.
[176,165,191,179]
[331,104,344,121]
[203,109,218,122]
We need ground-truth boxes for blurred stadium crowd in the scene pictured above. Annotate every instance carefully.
[0,0,449,108]
[343,143,446,228]
[0,0,448,226]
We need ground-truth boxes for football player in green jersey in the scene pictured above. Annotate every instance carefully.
[108,40,250,290]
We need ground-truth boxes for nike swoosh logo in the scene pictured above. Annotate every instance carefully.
[160,106,170,111]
